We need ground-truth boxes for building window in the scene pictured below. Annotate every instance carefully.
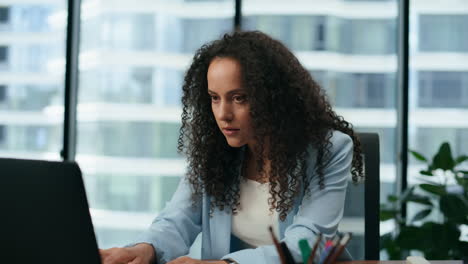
[183,18,232,53]
[333,73,395,108]
[0,7,9,24]
[310,71,327,88]
[0,125,5,144]
[244,15,327,52]
[0,46,8,63]
[340,19,395,55]
[315,17,326,50]
[0,85,6,102]
[417,128,468,158]
[419,15,468,52]
[418,71,468,108]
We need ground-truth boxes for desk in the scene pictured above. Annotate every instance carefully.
[339,261,462,264]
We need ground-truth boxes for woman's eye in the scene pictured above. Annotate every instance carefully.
[210,95,219,102]
[233,95,247,103]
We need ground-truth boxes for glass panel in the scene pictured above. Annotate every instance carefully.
[419,15,468,52]
[408,2,468,259]
[77,0,234,248]
[0,3,66,159]
[243,0,398,259]
[418,71,468,108]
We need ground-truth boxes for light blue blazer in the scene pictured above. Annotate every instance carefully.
[134,130,353,264]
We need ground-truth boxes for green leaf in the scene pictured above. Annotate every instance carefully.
[419,170,433,176]
[380,233,404,260]
[454,172,468,186]
[388,195,398,202]
[410,208,432,222]
[440,194,468,223]
[436,222,461,250]
[454,176,465,186]
[410,150,428,162]
[396,222,462,258]
[380,203,394,212]
[453,241,468,259]
[419,183,446,196]
[419,222,459,259]
[396,226,427,250]
[407,194,433,206]
[415,176,438,185]
[380,209,398,221]
[432,142,455,170]
[455,155,468,165]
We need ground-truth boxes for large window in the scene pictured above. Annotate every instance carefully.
[0,3,65,159]
[409,6,468,162]
[243,0,398,259]
[76,0,234,248]
[407,1,468,255]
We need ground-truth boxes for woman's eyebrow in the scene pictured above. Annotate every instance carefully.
[207,89,245,95]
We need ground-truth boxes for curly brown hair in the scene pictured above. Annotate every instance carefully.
[178,31,363,220]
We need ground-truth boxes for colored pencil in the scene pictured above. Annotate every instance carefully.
[325,233,352,264]
[306,233,322,264]
[269,226,287,264]
[281,241,296,264]
[320,236,340,264]
[298,239,311,264]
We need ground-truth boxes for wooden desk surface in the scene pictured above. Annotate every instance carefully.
[338,261,463,264]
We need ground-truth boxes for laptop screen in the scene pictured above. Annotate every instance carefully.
[0,158,101,264]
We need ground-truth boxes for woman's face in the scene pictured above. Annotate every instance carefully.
[207,57,255,148]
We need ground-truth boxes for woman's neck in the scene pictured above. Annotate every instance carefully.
[243,146,271,183]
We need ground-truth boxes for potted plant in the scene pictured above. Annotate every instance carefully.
[380,142,468,261]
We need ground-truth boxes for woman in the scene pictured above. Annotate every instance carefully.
[100,31,364,264]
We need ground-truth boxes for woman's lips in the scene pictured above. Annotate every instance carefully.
[223,128,240,136]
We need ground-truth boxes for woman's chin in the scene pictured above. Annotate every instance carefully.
[226,139,244,148]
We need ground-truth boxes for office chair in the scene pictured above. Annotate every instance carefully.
[358,132,380,260]
[341,132,380,260]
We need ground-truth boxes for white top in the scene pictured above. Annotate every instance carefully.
[231,178,280,247]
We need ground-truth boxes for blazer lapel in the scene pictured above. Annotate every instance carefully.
[209,206,232,258]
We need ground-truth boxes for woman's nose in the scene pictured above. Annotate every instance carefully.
[219,102,234,121]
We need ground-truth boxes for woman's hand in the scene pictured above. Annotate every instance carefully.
[100,243,155,264]
[167,256,226,264]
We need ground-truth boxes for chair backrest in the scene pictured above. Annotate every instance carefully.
[359,132,380,260]
[341,132,380,260]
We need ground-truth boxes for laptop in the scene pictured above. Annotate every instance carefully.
[0,157,101,264]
